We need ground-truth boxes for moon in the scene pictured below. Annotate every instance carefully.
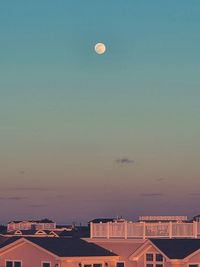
[94,43,106,55]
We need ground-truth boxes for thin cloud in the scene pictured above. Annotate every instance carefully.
[155,178,165,182]
[115,158,135,165]
[0,196,28,201]
[8,187,52,191]
[140,193,164,197]
[55,194,65,199]
[29,204,47,208]
[8,196,28,200]
[189,193,200,197]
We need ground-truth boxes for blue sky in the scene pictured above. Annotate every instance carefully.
[0,0,200,223]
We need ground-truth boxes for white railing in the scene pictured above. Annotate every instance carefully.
[90,221,200,239]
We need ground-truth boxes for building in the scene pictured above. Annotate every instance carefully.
[0,236,119,267]
[85,238,200,267]
[2,235,200,267]
[7,219,56,232]
[130,238,200,267]
[90,219,199,239]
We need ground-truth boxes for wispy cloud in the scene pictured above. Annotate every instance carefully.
[29,204,47,208]
[140,193,164,197]
[1,187,52,192]
[155,177,165,182]
[0,196,28,201]
[55,194,65,199]
[115,158,135,165]
[189,193,200,197]
[8,196,28,200]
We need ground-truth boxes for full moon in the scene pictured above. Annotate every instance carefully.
[94,43,106,55]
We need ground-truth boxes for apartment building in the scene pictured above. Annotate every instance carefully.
[7,219,56,232]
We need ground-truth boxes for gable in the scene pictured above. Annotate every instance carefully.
[129,240,168,262]
[0,239,57,265]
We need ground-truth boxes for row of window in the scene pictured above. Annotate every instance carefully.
[4,259,200,267]
[145,254,199,267]
[6,262,50,267]
[146,253,163,262]
[6,261,124,267]
[146,253,163,267]
[146,264,163,267]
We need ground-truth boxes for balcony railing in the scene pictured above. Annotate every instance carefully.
[90,221,199,239]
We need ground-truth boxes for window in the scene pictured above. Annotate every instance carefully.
[156,254,163,262]
[146,254,154,261]
[116,263,125,267]
[145,253,164,267]
[84,265,92,267]
[189,265,198,267]
[6,262,21,267]
[93,265,102,267]
[42,263,50,267]
[6,262,13,267]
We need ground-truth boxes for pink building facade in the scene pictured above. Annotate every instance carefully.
[1,236,200,267]
[0,237,119,267]
[7,220,56,232]
[87,238,200,267]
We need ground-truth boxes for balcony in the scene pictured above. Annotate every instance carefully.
[90,221,199,239]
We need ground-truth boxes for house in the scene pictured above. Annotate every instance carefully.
[0,236,119,267]
[87,238,200,267]
[2,234,200,267]
[87,238,145,267]
[130,238,200,267]
[7,219,56,232]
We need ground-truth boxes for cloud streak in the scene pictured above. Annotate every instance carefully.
[155,178,165,182]
[29,204,48,208]
[0,196,28,201]
[189,193,200,197]
[115,158,135,165]
[140,193,164,197]
[0,187,53,192]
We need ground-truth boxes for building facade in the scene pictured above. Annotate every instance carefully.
[7,220,56,232]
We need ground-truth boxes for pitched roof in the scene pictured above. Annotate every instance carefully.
[25,237,117,257]
[0,236,117,258]
[0,236,20,248]
[150,239,200,259]
[57,230,74,237]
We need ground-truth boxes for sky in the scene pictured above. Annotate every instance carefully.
[0,0,200,224]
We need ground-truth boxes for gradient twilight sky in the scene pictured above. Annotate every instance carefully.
[0,0,200,224]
